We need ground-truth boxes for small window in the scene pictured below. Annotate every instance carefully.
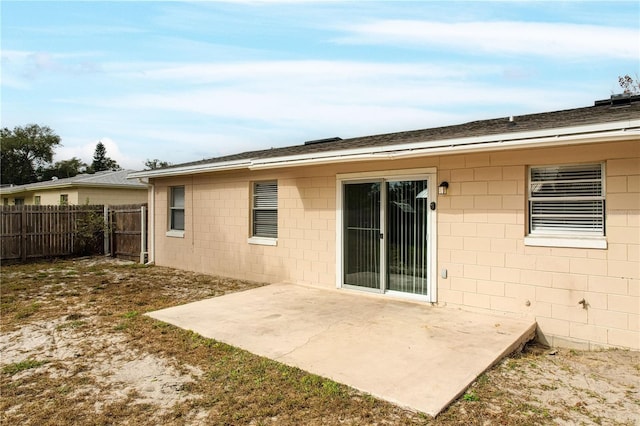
[528,163,605,236]
[14,198,25,206]
[252,181,278,238]
[60,194,68,205]
[34,196,41,205]
[169,186,185,231]
[4,198,9,206]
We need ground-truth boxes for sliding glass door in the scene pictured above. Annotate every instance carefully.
[342,178,430,297]
[343,182,381,290]
[386,180,429,296]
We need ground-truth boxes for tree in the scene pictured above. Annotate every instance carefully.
[0,124,61,185]
[618,74,640,95]
[39,157,88,180]
[144,158,172,170]
[90,141,120,172]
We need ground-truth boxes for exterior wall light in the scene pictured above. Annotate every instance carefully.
[438,181,449,195]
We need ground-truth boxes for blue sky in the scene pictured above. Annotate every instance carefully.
[2,1,639,170]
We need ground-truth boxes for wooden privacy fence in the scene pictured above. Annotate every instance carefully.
[1,205,105,261]
[108,204,148,263]
[0,204,148,263]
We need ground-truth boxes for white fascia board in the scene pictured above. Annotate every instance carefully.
[0,183,74,195]
[249,121,640,169]
[127,159,251,179]
[73,183,147,190]
[127,119,640,177]
[384,127,640,159]
[0,188,20,195]
[2,182,146,194]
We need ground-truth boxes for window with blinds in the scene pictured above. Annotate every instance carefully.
[252,181,278,238]
[528,163,605,236]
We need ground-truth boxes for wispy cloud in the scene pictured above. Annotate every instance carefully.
[85,58,584,145]
[3,1,635,169]
[1,49,103,83]
[336,20,640,60]
[8,24,147,37]
[133,60,486,82]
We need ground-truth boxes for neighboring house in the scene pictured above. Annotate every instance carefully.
[130,95,640,351]
[0,170,148,206]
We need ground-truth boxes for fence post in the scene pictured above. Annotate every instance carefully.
[140,205,147,264]
[21,207,27,262]
[103,205,110,256]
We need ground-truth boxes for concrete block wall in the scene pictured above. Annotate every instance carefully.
[151,139,639,350]
[436,140,639,350]
[152,170,337,286]
[278,176,337,286]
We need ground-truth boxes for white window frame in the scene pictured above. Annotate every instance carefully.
[248,181,277,246]
[59,194,68,205]
[524,162,606,249]
[335,168,438,303]
[167,186,185,237]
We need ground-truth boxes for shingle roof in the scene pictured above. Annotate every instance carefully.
[154,95,640,171]
[0,170,146,194]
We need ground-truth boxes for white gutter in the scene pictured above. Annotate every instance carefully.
[251,126,640,170]
[0,182,146,195]
[128,159,250,179]
[127,119,640,178]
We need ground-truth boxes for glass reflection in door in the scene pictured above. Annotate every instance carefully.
[386,180,428,295]
[343,182,381,290]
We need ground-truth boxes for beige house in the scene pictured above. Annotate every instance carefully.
[1,170,147,206]
[130,95,640,351]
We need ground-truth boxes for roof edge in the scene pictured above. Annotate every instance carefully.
[128,159,251,179]
[0,182,147,195]
[128,119,640,179]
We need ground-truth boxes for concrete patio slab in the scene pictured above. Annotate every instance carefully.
[147,282,536,416]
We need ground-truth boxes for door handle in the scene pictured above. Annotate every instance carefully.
[380,233,383,239]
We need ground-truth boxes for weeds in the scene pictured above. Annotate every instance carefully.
[56,320,87,330]
[15,302,40,319]
[2,258,638,426]
[113,322,129,331]
[321,380,344,397]
[3,359,48,376]
[463,391,479,402]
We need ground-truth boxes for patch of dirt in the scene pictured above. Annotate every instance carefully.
[1,316,202,418]
[1,257,639,425]
[479,347,639,425]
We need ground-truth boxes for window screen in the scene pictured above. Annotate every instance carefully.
[528,163,604,236]
[170,186,185,231]
[252,181,277,238]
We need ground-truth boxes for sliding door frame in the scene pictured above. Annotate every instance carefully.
[336,168,438,303]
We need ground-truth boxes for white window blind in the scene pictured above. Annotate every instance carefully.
[529,163,604,236]
[253,181,277,238]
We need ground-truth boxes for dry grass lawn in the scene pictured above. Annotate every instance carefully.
[1,257,638,425]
